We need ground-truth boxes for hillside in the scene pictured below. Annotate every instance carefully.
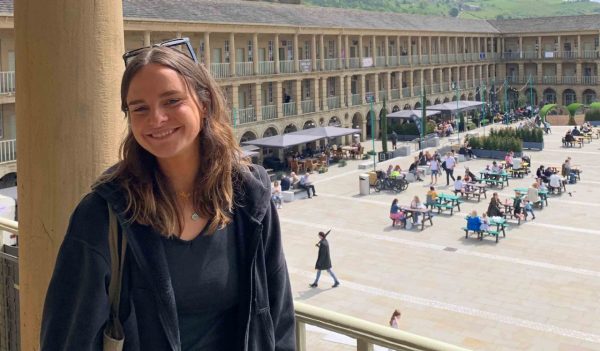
[304,0,600,20]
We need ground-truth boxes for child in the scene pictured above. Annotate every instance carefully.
[426,186,438,208]
[513,191,525,221]
[453,176,464,195]
[523,199,536,220]
[389,198,406,228]
[480,213,490,231]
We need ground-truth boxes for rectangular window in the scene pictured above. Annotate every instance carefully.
[199,42,205,64]
[224,40,230,63]
[304,80,311,98]
[328,40,335,58]
[304,41,310,60]
[287,40,293,60]
[268,82,273,103]
[248,40,253,62]
[268,40,273,61]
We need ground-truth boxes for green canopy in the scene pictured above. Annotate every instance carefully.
[567,103,584,118]
[539,104,557,119]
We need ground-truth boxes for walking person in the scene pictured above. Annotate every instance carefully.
[387,309,402,351]
[310,230,340,288]
[429,154,439,185]
[390,131,398,150]
[443,152,456,186]
[40,43,295,350]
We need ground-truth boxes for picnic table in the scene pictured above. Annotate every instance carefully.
[463,216,507,243]
[478,170,510,188]
[340,146,358,159]
[432,193,462,215]
[460,183,487,202]
[513,187,549,208]
[399,206,433,231]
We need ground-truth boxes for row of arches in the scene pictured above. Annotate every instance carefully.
[239,115,345,142]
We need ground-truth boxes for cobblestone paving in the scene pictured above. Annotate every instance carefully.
[278,125,600,350]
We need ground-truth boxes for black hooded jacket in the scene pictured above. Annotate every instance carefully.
[40,165,296,351]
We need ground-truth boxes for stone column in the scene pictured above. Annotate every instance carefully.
[396,35,401,66]
[143,30,151,46]
[409,70,414,96]
[419,70,424,95]
[15,1,125,348]
[253,33,259,75]
[338,75,345,107]
[429,69,434,92]
[311,34,317,71]
[408,36,412,64]
[229,32,236,76]
[428,36,432,62]
[344,35,350,69]
[293,33,299,73]
[384,36,389,66]
[295,79,302,113]
[320,34,325,70]
[204,32,211,68]
[577,35,582,58]
[321,77,328,111]
[417,36,422,63]
[518,63,525,82]
[231,84,239,115]
[345,75,352,107]
[274,34,280,74]
[538,36,542,59]
[255,83,263,121]
[386,72,391,99]
[358,35,364,68]
[438,68,443,91]
[312,78,320,111]
[397,71,403,95]
[337,34,343,69]
[371,35,377,66]
[360,74,366,103]
[576,63,582,84]
[557,35,561,59]
[536,64,542,84]
[519,36,523,58]
[275,80,283,116]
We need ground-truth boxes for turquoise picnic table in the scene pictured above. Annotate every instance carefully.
[478,170,510,188]
[464,215,507,243]
[434,192,462,215]
[513,187,549,207]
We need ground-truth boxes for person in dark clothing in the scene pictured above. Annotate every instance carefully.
[390,131,398,150]
[536,165,549,183]
[571,126,581,136]
[309,230,340,288]
[41,45,295,351]
[280,174,291,191]
[486,192,504,217]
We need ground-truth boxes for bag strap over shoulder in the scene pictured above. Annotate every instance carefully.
[107,203,127,341]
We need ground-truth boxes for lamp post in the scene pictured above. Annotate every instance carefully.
[528,74,534,117]
[481,81,486,134]
[503,78,508,123]
[369,96,376,171]
[452,81,460,144]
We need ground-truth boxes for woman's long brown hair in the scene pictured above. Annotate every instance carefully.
[95,47,248,236]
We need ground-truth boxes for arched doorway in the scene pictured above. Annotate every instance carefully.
[543,88,557,104]
[467,93,474,101]
[524,88,538,106]
[303,120,316,129]
[328,116,342,127]
[425,99,431,106]
[352,112,364,141]
[240,131,257,143]
[414,101,421,109]
[434,98,441,104]
[283,123,298,134]
[583,89,597,105]
[562,89,577,106]
[403,104,411,110]
[460,93,466,100]
[263,127,278,138]
[365,110,375,138]
[443,97,450,103]
[392,105,400,112]
[451,95,457,101]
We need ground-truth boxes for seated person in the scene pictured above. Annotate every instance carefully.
[464,167,478,183]
[571,126,582,136]
[480,213,490,231]
[536,166,548,183]
[466,210,483,232]
[418,151,427,166]
[299,173,317,198]
[386,165,394,178]
[290,172,301,189]
[526,182,540,204]
[548,172,563,191]
[487,193,504,217]
[390,165,403,179]
[408,157,424,181]
[453,176,465,194]
[564,131,575,146]
[491,161,501,173]
[425,186,438,208]
[582,123,591,133]
[445,123,454,136]
[280,174,291,191]
[271,180,283,209]
[543,167,554,180]
[410,196,426,224]
[389,198,406,228]
[424,150,433,162]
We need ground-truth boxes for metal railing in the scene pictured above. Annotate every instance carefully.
[562,76,577,84]
[431,83,441,93]
[323,58,338,71]
[351,94,361,106]
[421,56,430,65]
[542,76,557,84]
[471,53,479,61]
[0,139,16,164]
[411,55,420,65]
[503,51,520,60]
[400,56,409,65]
[388,56,398,66]
[298,59,312,72]
[456,55,464,63]
[378,91,387,102]
[439,54,447,64]
[210,63,230,79]
[583,50,598,59]
[261,105,277,120]
[561,51,577,59]
[390,89,400,100]
[349,58,360,69]
[448,54,456,63]
[235,62,253,77]
[326,96,340,109]
[0,72,15,95]
[258,61,275,75]
[295,301,470,351]
[282,102,297,116]
[522,51,537,59]
[301,100,315,113]
[279,60,294,74]
[238,107,256,124]
[430,55,438,64]
[402,87,410,97]
[375,56,386,67]
[582,76,597,85]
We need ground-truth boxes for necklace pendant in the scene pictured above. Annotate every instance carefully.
[191,212,200,221]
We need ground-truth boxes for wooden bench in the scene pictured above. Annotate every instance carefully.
[562,137,583,148]
[481,178,504,189]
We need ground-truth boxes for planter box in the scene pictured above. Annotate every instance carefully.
[397,135,420,142]
[392,146,411,157]
[378,151,393,162]
[472,149,522,159]
[522,141,544,150]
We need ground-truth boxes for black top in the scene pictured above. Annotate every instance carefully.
[162,222,239,351]
[315,238,332,270]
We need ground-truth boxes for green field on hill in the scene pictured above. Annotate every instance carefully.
[304,0,600,19]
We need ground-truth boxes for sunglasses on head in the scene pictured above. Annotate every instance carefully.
[122,37,198,66]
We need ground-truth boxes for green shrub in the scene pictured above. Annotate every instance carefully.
[426,120,436,134]
[584,109,600,122]
[466,122,476,130]
[468,136,481,149]
[472,135,522,152]
[393,122,419,135]
[338,159,347,167]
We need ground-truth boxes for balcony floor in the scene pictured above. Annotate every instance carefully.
[279,126,600,351]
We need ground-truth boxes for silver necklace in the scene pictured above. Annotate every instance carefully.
[176,191,200,221]
[191,212,200,221]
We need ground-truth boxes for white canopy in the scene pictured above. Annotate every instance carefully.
[291,126,361,138]
[427,100,485,113]
[387,110,441,119]
[241,133,322,149]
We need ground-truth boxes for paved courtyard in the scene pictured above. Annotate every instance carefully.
[277,125,600,350]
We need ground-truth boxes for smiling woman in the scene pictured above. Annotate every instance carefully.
[40,46,296,351]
